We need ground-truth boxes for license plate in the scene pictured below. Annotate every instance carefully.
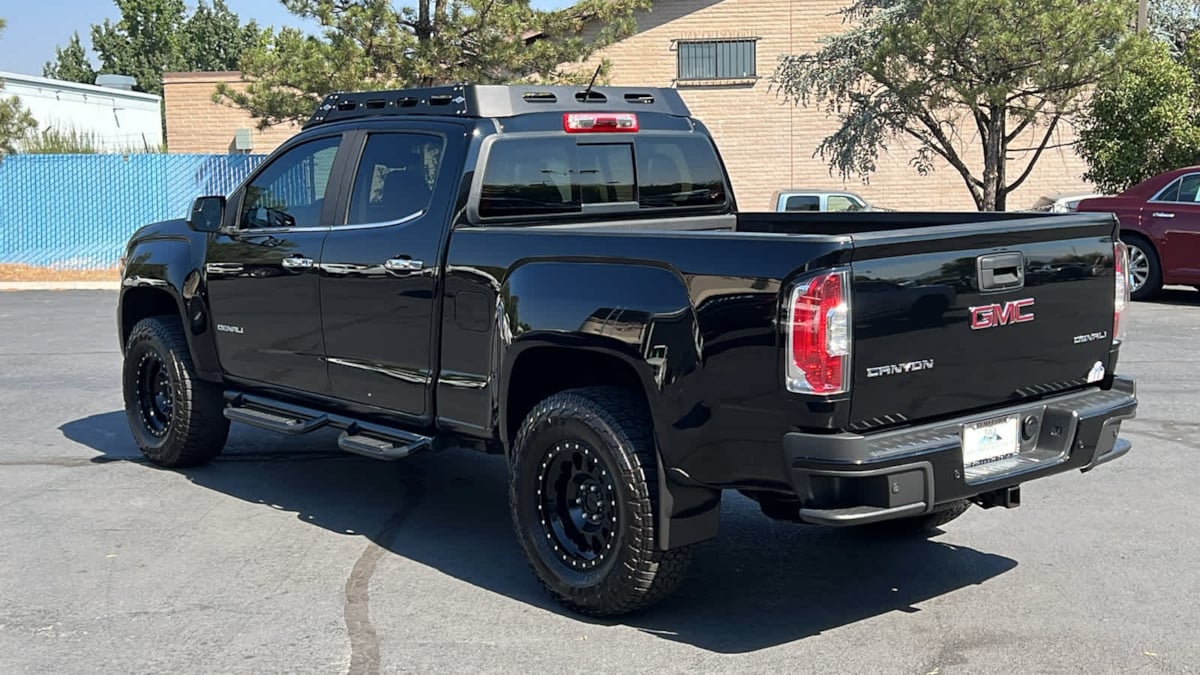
[962,415,1020,468]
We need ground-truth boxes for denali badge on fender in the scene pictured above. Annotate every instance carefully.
[866,359,935,378]
[969,298,1034,330]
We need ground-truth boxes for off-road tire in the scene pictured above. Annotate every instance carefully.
[122,315,229,467]
[857,500,971,536]
[509,387,692,617]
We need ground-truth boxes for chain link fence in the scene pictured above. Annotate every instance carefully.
[0,153,266,269]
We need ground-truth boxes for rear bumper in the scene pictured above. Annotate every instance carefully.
[781,377,1137,526]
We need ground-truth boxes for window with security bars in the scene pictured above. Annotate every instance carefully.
[676,39,757,82]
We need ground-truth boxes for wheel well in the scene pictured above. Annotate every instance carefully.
[505,347,647,448]
[1120,230,1159,264]
[1121,230,1150,247]
[120,288,179,348]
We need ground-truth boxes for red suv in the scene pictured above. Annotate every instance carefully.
[1077,166,1200,300]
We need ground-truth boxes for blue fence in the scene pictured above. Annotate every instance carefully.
[0,153,266,269]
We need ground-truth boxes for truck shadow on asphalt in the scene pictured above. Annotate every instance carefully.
[63,411,1017,655]
[1147,287,1200,306]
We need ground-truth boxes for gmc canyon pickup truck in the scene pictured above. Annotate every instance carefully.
[118,84,1138,616]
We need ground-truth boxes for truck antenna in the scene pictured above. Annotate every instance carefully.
[583,64,602,100]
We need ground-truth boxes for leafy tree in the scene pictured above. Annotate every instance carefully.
[87,0,188,95]
[218,0,649,129]
[1078,38,1200,193]
[1,19,38,157]
[43,33,98,85]
[43,0,265,95]
[180,0,269,73]
[770,0,1137,211]
[1149,0,1200,55]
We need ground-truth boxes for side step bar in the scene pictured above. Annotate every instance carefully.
[337,431,430,460]
[223,392,432,461]
[224,405,329,435]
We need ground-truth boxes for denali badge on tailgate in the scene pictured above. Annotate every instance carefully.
[969,298,1034,330]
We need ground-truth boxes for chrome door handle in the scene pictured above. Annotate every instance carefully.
[1153,212,1176,218]
[384,258,424,272]
[205,262,244,274]
[280,256,314,269]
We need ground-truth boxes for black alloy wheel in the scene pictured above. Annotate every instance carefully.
[135,350,174,437]
[537,440,620,572]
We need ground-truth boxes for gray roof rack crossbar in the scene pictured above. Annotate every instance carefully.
[304,83,692,128]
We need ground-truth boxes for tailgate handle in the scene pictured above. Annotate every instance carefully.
[977,251,1025,292]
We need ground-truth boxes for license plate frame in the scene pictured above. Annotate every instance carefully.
[961,415,1021,469]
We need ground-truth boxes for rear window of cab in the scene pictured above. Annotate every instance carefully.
[476,134,728,220]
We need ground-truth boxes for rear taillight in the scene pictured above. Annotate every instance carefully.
[1114,241,1130,343]
[785,270,851,395]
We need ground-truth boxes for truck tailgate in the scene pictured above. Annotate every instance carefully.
[847,217,1118,431]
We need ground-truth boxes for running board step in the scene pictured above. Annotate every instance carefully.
[222,391,434,461]
[337,431,430,461]
[223,403,329,434]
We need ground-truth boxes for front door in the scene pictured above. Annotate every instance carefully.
[206,134,346,394]
[319,127,462,421]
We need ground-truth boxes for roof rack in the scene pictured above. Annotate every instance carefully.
[304,83,692,128]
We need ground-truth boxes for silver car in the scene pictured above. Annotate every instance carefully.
[772,189,876,212]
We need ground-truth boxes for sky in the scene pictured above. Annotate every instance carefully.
[0,0,567,77]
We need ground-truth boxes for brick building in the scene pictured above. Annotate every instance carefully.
[162,71,297,154]
[161,0,1094,211]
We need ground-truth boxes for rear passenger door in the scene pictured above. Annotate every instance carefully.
[319,124,465,422]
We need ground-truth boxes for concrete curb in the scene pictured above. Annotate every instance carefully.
[0,281,121,291]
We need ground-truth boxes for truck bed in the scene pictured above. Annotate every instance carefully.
[445,208,1121,450]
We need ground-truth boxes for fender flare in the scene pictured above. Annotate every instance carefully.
[119,233,222,380]
[496,260,720,550]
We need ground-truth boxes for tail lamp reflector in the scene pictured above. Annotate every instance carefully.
[1114,241,1130,342]
[786,270,851,395]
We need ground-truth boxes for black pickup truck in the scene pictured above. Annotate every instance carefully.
[118,84,1138,616]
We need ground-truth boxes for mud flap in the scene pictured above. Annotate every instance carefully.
[656,452,721,550]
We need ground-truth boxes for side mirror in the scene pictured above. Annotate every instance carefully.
[187,195,225,233]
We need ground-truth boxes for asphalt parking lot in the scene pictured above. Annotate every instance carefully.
[1,290,1197,674]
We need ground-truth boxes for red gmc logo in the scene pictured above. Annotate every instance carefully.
[969,298,1035,330]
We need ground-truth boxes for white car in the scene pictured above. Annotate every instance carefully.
[1026,192,1105,213]
[771,189,878,212]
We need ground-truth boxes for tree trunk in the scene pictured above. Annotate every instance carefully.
[418,0,431,39]
[981,107,1007,212]
[995,109,1007,212]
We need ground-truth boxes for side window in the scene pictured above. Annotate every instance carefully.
[479,137,580,218]
[1177,174,1200,203]
[784,195,820,212]
[345,133,445,226]
[636,136,727,208]
[827,195,861,212]
[1153,178,1182,203]
[241,136,340,229]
